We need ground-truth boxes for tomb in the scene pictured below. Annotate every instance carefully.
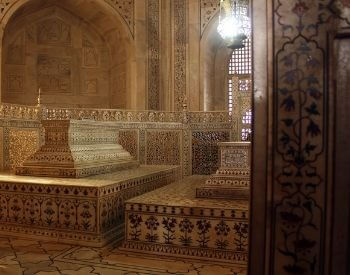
[121,142,251,265]
[16,119,139,178]
[196,142,250,200]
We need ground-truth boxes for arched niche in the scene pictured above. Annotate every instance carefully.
[200,13,232,111]
[0,0,135,109]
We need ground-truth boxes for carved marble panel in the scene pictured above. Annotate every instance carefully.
[6,74,24,93]
[119,130,138,160]
[83,36,99,68]
[8,128,39,171]
[83,79,98,94]
[192,131,230,175]
[37,18,71,46]
[146,131,181,165]
[37,54,71,93]
[6,31,25,65]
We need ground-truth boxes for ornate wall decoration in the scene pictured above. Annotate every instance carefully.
[8,129,39,170]
[104,0,134,37]
[147,0,160,110]
[173,0,187,111]
[192,131,230,175]
[37,54,71,93]
[37,18,71,46]
[119,130,138,160]
[200,0,220,36]
[271,1,338,274]
[6,31,25,65]
[146,131,181,165]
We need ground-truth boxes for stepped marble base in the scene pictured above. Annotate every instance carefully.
[122,176,249,264]
[196,185,249,200]
[0,165,180,247]
[16,160,140,178]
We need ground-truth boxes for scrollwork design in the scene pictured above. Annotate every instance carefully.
[273,0,335,273]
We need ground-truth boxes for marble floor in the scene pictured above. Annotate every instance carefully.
[0,236,247,275]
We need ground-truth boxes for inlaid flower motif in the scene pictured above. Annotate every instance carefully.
[179,218,194,246]
[145,216,159,230]
[179,218,194,233]
[292,2,309,17]
[162,217,177,244]
[128,214,143,241]
[196,220,211,247]
[215,220,231,236]
[145,216,159,242]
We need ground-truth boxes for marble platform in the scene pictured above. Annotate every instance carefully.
[0,165,180,247]
[122,176,249,264]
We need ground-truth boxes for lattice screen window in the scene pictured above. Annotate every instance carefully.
[228,39,251,75]
[227,38,252,113]
[228,79,233,112]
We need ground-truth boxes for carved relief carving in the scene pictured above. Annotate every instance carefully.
[200,0,220,36]
[173,0,187,111]
[37,54,71,93]
[0,0,10,14]
[6,32,25,65]
[192,131,230,175]
[7,74,24,92]
[37,18,71,46]
[83,36,99,67]
[119,130,138,160]
[147,0,160,110]
[84,79,98,94]
[146,131,181,165]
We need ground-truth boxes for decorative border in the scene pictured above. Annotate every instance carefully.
[147,0,161,110]
[271,1,339,273]
[173,0,187,111]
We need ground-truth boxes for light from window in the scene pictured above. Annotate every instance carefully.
[239,79,251,92]
[228,79,233,112]
[241,128,252,141]
[242,109,252,124]
[228,38,251,75]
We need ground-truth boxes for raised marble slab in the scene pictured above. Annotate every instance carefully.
[0,165,180,247]
[196,142,251,200]
[16,119,139,178]
[122,176,249,264]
